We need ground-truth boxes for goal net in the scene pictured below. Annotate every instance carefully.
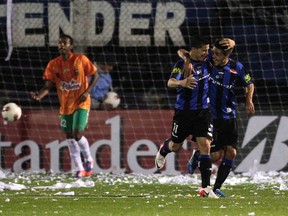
[0,0,287,174]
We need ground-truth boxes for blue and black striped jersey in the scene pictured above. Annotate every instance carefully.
[170,59,210,110]
[208,59,253,119]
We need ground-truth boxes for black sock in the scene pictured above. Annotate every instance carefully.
[159,139,171,157]
[214,158,233,190]
[199,155,212,188]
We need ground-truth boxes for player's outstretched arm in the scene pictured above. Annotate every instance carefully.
[30,80,53,101]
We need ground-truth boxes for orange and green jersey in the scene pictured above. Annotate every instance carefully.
[43,53,97,115]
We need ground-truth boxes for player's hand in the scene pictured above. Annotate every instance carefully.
[246,101,255,117]
[77,92,89,104]
[220,38,235,50]
[184,75,197,89]
[183,60,195,78]
[30,92,40,101]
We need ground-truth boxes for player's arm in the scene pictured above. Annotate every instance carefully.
[30,80,53,101]
[77,72,99,104]
[245,83,255,117]
[87,73,99,93]
[177,49,190,61]
[167,76,196,90]
[177,49,194,77]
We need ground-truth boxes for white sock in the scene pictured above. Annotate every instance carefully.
[67,138,84,171]
[77,136,93,161]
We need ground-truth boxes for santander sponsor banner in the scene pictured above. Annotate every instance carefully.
[0,110,191,174]
[1,110,287,174]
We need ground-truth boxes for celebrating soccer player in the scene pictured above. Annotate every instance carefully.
[155,35,219,198]
[179,38,255,197]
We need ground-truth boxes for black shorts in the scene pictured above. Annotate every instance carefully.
[170,109,213,143]
[210,118,238,153]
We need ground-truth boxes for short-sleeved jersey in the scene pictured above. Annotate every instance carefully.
[170,59,210,110]
[43,53,97,115]
[208,59,253,119]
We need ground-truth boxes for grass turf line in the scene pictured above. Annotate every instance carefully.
[0,174,287,216]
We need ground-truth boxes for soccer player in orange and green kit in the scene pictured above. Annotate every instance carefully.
[31,34,98,177]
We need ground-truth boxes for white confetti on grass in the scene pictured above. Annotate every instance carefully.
[0,171,287,191]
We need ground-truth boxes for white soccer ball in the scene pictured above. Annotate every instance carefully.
[1,102,22,122]
[103,92,120,108]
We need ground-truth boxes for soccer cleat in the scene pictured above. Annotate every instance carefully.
[75,170,86,178]
[214,189,226,198]
[199,186,219,198]
[84,160,94,177]
[187,149,200,174]
[155,145,166,169]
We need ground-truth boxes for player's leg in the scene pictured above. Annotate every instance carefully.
[72,108,94,176]
[194,109,218,198]
[155,110,188,169]
[196,137,212,187]
[187,136,200,174]
[155,138,183,169]
[213,118,238,197]
[213,145,236,190]
[61,114,85,177]
[196,137,218,198]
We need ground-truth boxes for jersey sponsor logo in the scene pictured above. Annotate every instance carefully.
[196,74,209,81]
[60,78,81,91]
[209,77,233,89]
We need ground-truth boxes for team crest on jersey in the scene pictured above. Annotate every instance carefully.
[74,68,79,75]
[216,71,224,79]
[244,74,251,82]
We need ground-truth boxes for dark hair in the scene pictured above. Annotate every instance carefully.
[190,35,210,49]
[60,34,74,45]
[213,38,233,55]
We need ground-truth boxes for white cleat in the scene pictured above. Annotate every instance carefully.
[199,186,219,199]
[155,146,166,169]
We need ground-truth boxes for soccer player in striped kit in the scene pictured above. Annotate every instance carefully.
[181,38,255,197]
[155,35,219,198]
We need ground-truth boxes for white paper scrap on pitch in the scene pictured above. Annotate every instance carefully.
[0,169,7,179]
[54,191,75,196]
[33,179,95,189]
[0,182,27,191]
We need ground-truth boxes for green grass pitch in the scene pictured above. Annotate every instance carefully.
[0,173,287,216]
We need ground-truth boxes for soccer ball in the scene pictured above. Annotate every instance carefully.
[103,91,120,108]
[1,102,22,122]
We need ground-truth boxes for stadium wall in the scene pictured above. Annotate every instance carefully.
[0,109,287,174]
